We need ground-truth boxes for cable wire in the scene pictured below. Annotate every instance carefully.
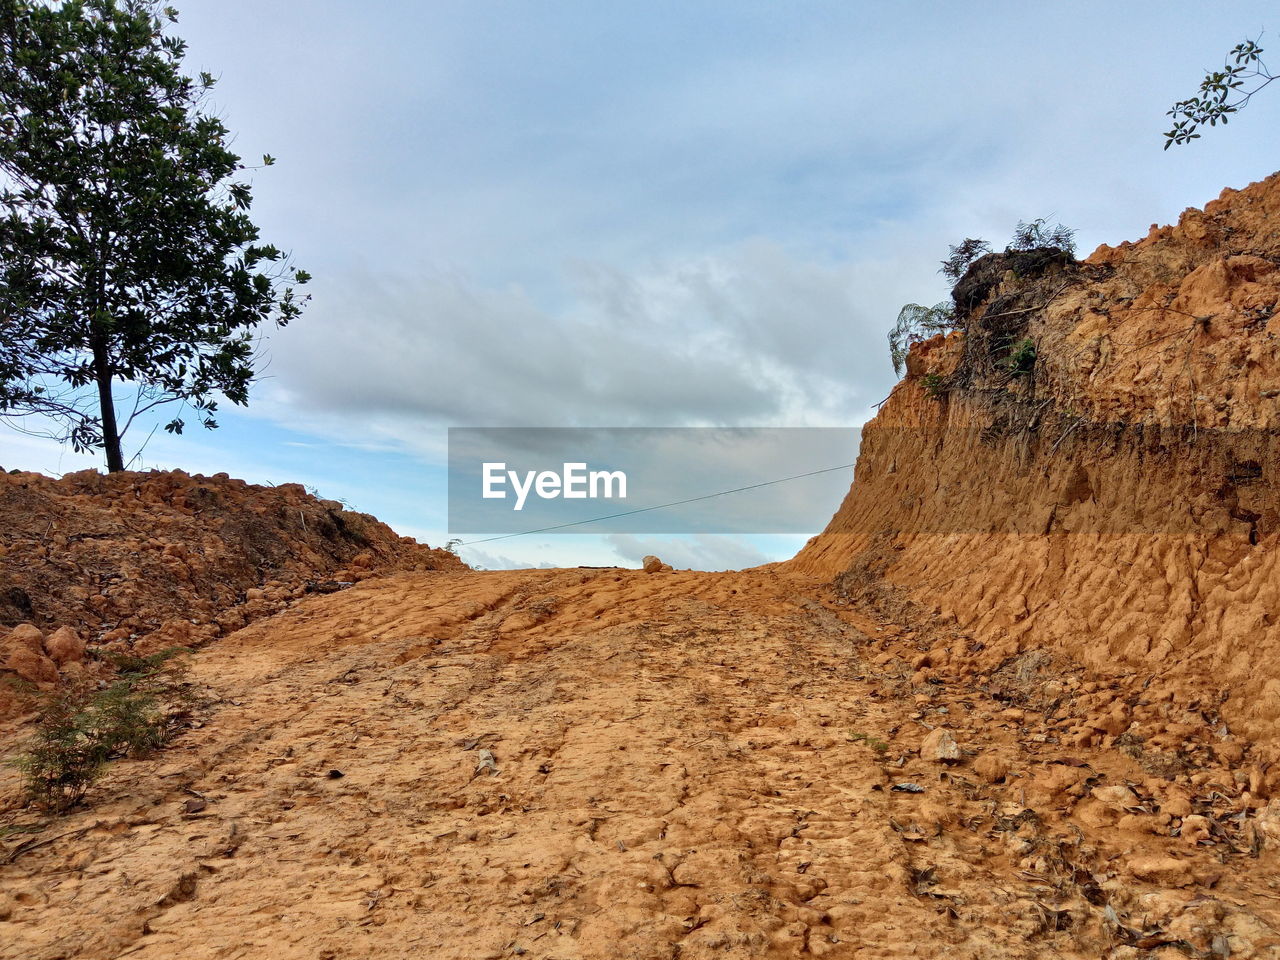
[455,461,856,546]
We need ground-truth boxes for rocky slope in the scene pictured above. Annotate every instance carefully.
[792,172,1280,757]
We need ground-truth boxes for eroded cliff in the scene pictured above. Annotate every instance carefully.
[793,172,1280,753]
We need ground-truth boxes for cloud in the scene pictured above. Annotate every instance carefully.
[12,0,1280,580]
[459,546,559,571]
[605,533,773,572]
[175,0,1280,468]
[261,240,912,442]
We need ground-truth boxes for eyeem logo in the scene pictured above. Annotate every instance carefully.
[482,462,627,511]
[449,427,860,533]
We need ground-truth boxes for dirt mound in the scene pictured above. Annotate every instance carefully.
[0,468,463,710]
[792,171,1280,754]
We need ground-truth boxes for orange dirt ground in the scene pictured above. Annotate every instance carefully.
[2,567,1278,959]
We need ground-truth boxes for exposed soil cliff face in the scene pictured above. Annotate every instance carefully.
[792,172,1280,754]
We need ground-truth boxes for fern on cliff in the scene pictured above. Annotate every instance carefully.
[888,302,957,376]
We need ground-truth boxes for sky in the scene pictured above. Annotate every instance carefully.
[4,1,1280,569]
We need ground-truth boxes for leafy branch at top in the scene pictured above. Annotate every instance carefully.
[1009,219,1075,255]
[1166,37,1274,148]
[888,301,955,377]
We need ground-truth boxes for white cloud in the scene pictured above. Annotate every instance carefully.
[605,533,774,572]
[260,240,911,444]
[167,0,1280,468]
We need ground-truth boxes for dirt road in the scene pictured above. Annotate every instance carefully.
[2,568,1278,958]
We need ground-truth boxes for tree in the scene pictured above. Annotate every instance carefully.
[0,0,309,471]
[1165,37,1275,148]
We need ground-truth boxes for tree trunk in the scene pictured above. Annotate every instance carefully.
[91,338,124,472]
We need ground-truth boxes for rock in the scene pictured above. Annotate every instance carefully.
[642,555,663,574]
[973,754,1009,783]
[1027,763,1089,803]
[1216,740,1245,764]
[1075,797,1123,830]
[4,645,58,684]
[1126,854,1198,887]
[1180,814,1212,844]
[44,626,85,666]
[7,623,44,653]
[1117,812,1163,835]
[1095,707,1131,737]
[157,871,198,907]
[1254,799,1280,844]
[1248,764,1268,797]
[1091,784,1139,810]
[474,749,498,776]
[60,661,86,682]
[920,728,960,762]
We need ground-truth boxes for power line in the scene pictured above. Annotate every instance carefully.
[455,461,856,546]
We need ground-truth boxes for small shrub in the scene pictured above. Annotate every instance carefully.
[892,220,1074,375]
[888,301,957,376]
[1004,337,1037,375]
[1009,219,1075,256]
[847,730,890,754]
[12,685,111,811]
[921,372,947,398]
[940,238,992,282]
[12,648,198,812]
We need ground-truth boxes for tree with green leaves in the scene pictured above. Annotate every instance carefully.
[1166,37,1274,148]
[0,0,308,471]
